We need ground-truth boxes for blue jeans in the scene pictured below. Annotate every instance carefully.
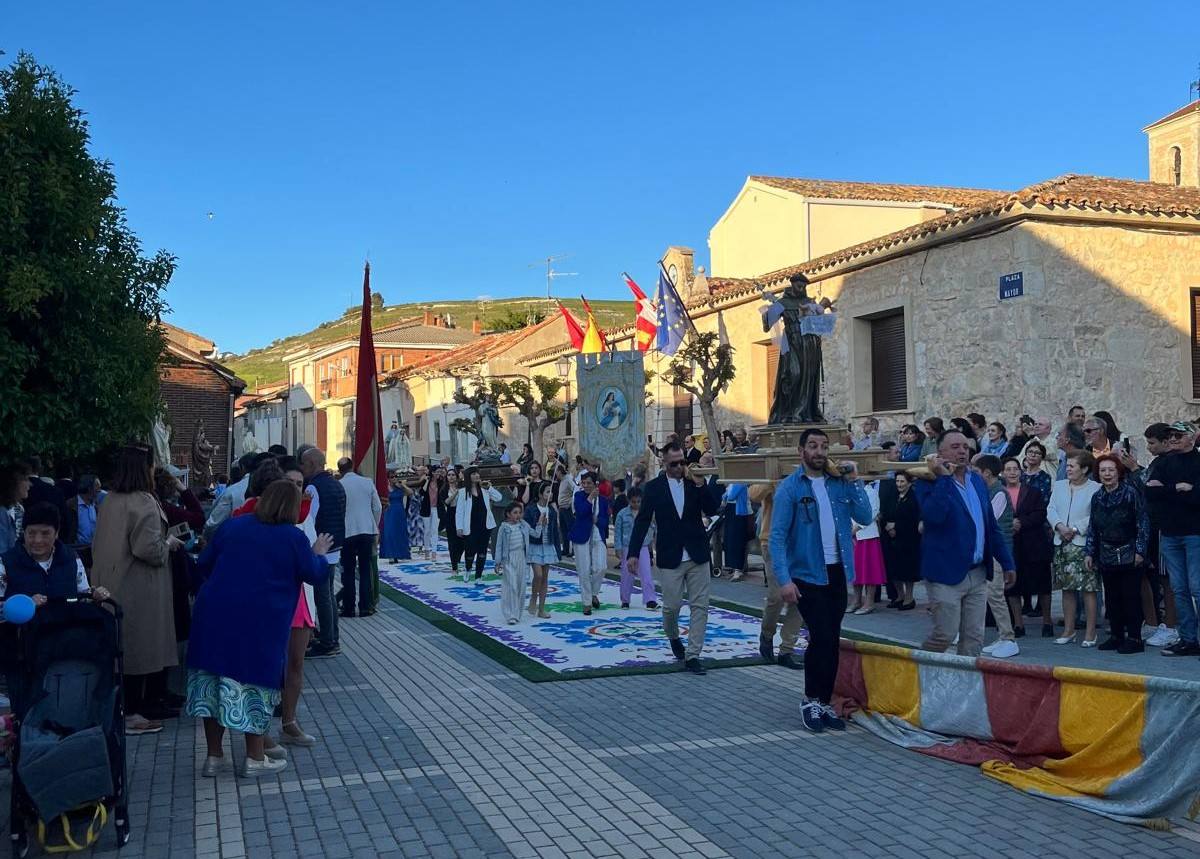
[1160,535,1200,644]
[314,561,342,647]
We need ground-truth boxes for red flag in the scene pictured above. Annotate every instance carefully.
[555,299,585,351]
[622,272,657,352]
[353,262,387,499]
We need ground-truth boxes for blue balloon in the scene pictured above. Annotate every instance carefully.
[3,594,36,625]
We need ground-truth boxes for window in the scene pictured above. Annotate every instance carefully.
[1172,146,1183,187]
[414,416,422,441]
[1192,289,1200,398]
[672,386,693,437]
[870,312,907,411]
[433,421,442,455]
[765,344,780,411]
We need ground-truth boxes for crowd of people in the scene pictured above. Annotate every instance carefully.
[3,400,1197,760]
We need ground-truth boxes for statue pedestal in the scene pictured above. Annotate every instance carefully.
[750,423,851,449]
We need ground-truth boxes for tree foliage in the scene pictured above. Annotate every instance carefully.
[449,374,572,455]
[489,305,546,332]
[0,53,173,464]
[660,331,736,445]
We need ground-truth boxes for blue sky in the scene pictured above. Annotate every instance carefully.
[6,3,1197,353]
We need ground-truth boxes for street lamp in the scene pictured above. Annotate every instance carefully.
[555,355,572,437]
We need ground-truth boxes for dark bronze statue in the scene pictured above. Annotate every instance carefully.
[764,275,829,424]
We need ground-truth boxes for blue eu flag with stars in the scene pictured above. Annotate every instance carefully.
[654,266,689,356]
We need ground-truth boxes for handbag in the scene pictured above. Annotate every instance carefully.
[1099,542,1136,568]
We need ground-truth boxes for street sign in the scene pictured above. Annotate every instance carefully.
[999,272,1023,300]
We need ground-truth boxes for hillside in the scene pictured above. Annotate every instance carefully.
[223,297,634,389]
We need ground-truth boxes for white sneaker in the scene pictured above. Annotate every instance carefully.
[263,743,288,761]
[981,641,998,655]
[201,756,225,777]
[241,756,287,778]
[1146,625,1180,647]
[989,640,1019,659]
[951,633,960,646]
[1141,623,1159,641]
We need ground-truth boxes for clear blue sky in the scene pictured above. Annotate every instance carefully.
[7,3,1198,353]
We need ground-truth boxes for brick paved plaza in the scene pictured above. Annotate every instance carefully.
[7,592,1199,859]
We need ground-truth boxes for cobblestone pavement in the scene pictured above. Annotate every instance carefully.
[4,595,1199,858]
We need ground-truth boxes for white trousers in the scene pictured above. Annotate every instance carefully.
[574,527,607,607]
[423,515,438,554]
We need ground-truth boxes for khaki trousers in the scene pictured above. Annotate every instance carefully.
[922,566,988,657]
[660,559,710,660]
[760,544,804,654]
[986,569,1015,642]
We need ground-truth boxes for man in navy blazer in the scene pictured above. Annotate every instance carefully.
[914,430,1016,657]
[568,472,611,616]
[628,442,720,674]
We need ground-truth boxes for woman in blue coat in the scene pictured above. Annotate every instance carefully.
[186,480,332,778]
[379,472,412,562]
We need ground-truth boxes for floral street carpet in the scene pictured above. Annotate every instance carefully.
[377,549,769,675]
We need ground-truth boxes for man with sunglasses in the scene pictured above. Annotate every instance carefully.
[1144,421,1200,657]
[770,428,873,732]
[627,442,719,674]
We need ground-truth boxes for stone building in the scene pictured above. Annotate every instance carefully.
[159,324,245,476]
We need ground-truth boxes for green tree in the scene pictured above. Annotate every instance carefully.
[490,375,573,459]
[489,305,546,332]
[0,53,173,464]
[660,331,736,447]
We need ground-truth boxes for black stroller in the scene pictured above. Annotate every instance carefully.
[7,598,129,856]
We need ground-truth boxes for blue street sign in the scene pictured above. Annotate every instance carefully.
[999,271,1023,300]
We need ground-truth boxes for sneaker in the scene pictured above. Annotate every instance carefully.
[201,756,225,777]
[645,601,659,610]
[797,630,811,651]
[989,640,1019,659]
[1146,625,1180,648]
[305,643,341,659]
[240,756,287,778]
[263,744,288,761]
[1162,640,1200,657]
[800,700,825,733]
[820,703,846,731]
[981,641,998,655]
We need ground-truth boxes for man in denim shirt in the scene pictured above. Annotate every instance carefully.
[769,428,873,733]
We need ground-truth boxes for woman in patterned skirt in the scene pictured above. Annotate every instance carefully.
[186,480,332,778]
[1048,451,1101,647]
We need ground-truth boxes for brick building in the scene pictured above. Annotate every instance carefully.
[159,324,246,479]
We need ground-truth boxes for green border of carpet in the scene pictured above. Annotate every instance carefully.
[379,579,899,682]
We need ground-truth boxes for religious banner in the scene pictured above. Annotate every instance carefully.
[575,351,645,475]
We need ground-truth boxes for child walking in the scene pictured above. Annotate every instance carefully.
[495,502,542,624]
[613,487,659,610]
[524,483,560,618]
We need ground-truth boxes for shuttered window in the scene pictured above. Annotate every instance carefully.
[1192,290,1200,398]
[870,312,907,411]
[672,386,693,438]
[766,344,780,412]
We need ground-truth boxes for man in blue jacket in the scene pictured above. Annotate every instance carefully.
[770,428,873,732]
[914,430,1016,658]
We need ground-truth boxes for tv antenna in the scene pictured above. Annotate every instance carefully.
[528,254,578,300]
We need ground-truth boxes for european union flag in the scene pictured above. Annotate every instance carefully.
[654,266,689,356]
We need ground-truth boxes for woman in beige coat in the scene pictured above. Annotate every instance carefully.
[92,446,184,735]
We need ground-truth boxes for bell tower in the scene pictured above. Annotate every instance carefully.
[1145,99,1200,187]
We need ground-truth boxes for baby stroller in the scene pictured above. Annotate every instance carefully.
[7,598,129,856]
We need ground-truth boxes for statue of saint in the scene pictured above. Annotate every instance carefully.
[763,275,832,425]
[241,420,261,456]
[477,397,502,452]
[388,425,412,471]
[192,419,216,489]
[151,414,172,469]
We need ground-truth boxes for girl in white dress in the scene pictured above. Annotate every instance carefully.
[494,502,543,624]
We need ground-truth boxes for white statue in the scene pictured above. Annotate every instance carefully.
[477,398,501,452]
[151,415,172,469]
[241,422,261,456]
[388,425,412,471]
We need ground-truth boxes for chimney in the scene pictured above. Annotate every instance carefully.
[472,317,483,335]
[422,310,434,327]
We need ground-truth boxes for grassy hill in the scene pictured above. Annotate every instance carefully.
[223,297,634,389]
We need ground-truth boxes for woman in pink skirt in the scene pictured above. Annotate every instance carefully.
[849,481,886,614]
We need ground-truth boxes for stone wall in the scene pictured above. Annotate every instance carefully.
[818,217,1200,437]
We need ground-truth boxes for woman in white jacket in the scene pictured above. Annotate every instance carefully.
[1047,451,1101,646]
[455,466,502,583]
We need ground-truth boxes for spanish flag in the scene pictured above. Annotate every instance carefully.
[580,296,607,354]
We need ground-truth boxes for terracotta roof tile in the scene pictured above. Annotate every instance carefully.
[708,174,1200,302]
[1144,100,1200,130]
[385,316,558,381]
[750,176,1004,208]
